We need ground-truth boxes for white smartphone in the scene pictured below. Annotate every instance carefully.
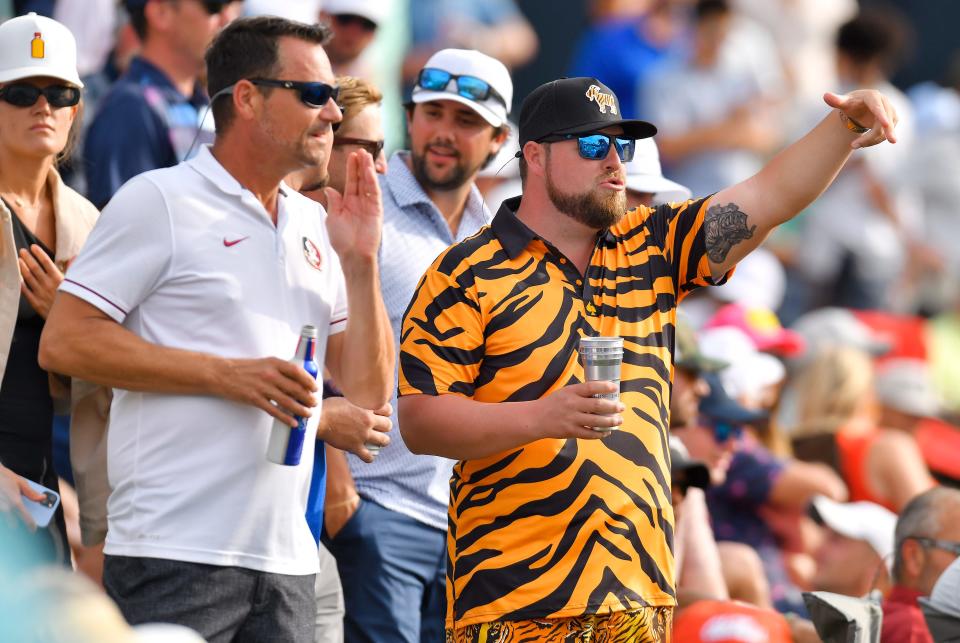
[22,479,60,529]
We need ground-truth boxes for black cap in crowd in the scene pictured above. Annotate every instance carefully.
[517,77,657,146]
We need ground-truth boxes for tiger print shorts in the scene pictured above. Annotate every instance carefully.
[447,606,673,643]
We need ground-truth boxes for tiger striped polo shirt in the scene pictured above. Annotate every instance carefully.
[398,195,729,628]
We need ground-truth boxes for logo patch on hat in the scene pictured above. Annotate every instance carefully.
[302,237,323,271]
[585,85,617,115]
[31,31,44,59]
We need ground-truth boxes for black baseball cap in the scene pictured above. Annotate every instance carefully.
[518,77,657,146]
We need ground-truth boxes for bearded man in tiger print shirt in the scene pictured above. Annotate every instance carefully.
[397,76,899,642]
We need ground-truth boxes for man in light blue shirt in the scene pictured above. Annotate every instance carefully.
[322,48,511,642]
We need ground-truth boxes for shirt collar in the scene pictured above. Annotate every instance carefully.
[491,195,618,259]
[187,145,288,200]
[491,196,536,259]
[384,151,491,224]
[887,585,926,607]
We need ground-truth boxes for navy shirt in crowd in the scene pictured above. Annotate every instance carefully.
[83,57,213,208]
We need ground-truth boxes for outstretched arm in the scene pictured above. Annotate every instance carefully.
[704,90,899,279]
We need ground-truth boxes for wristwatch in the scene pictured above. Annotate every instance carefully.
[839,110,870,134]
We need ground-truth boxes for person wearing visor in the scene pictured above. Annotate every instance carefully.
[83,0,239,208]
[0,12,98,565]
[41,16,394,642]
[320,48,511,643]
[397,69,899,640]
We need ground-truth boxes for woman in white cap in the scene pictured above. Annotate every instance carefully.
[0,12,98,563]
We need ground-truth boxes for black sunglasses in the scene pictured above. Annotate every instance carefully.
[249,79,340,108]
[910,537,960,557]
[417,68,507,107]
[538,132,636,162]
[0,83,80,109]
[195,0,234,15]
[333,13,377,32]
[333,137,384,158]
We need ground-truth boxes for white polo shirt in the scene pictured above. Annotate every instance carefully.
[60,146,347,575]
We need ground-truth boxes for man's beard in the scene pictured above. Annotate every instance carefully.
[545,161,626,230]
[410,144,480,191]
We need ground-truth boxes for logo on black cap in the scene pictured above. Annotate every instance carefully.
[585,84,617,115]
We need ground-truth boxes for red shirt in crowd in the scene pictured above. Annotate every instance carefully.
[881,586,933,643]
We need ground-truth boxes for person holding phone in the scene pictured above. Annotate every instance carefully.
[0,13,99,563]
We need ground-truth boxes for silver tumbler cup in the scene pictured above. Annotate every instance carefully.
[578,336,624,432]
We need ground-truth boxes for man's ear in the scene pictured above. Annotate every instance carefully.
[231,79,262,124]
[901,538,926,579]
[523,141,547,179]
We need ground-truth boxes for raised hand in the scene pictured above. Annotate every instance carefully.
[19,244,64,319]
[824,90,899,149]
[323,150,383,265]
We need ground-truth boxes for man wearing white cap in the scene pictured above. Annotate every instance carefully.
[322,48,510,642]
[810,496,896,598]
[320,0,391,77]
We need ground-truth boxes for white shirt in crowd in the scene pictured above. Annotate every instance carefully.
[60,146,347,575]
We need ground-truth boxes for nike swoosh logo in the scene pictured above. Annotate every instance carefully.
[223,236,249,247]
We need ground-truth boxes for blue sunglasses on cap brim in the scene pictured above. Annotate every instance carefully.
[417,68,507,107]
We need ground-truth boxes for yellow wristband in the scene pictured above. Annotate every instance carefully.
[839,110,870,134]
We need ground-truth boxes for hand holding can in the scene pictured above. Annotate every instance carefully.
[578,336,624,432]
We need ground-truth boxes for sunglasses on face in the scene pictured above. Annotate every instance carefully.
[249,78,340,108]
[711,420,743,443]
[333,13,377,31]
[542,132,637,162]
[0,83,80,108]
[910,537,960,557]
[417,68,507,107]
[333,136,384,158]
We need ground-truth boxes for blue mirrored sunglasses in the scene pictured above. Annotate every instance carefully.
[712,420,743,443]
[540,133,636,162]
[417,68,507,107]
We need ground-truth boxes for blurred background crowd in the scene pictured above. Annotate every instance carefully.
[2,0,960,641]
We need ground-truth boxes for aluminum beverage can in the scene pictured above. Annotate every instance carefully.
[266,325,320,465]
[579,336,624,431]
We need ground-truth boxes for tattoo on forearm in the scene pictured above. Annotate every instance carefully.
[704,202,756,263]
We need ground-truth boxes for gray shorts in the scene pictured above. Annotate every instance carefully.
[104,555,315,643]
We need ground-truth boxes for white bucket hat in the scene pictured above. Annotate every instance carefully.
[624,138,691,204]
[0,13,83,87]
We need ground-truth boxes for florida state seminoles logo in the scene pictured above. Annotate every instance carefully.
[302,237,323,271]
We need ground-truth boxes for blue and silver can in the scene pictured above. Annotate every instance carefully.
[266,325,320,466]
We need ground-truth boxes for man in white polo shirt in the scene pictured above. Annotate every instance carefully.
[39,16,393,643]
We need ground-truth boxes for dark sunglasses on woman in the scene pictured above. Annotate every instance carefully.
[538,132,637,162]
[417,68,507,107]
[0,83,80,108]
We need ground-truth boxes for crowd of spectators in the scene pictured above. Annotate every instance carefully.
[2,1,960,642]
